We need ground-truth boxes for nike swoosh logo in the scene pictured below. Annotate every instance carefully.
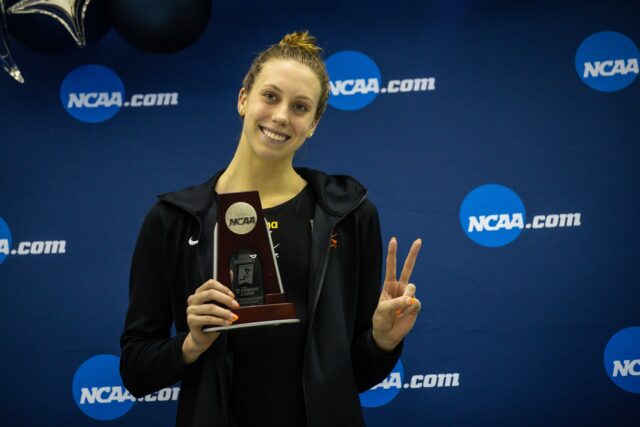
[188,237,199,246]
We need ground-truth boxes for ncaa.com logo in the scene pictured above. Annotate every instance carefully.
[325,51,436,111]
[360,360,460,408]
[72,354,180,421]
[604,327,640,394]
[0,217,66,264]
[576,31,639,92]
[60,65,179,123]
[459,184,582,248]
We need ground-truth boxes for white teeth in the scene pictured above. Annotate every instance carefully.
[261,127,287,142]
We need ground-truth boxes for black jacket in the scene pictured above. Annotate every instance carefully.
[120,167,401,427]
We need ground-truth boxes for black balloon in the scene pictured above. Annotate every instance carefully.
[6,0,111,54]
[110,0,211,54]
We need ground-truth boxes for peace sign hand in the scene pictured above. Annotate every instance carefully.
[372,237,422,352]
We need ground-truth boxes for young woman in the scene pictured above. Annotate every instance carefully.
[120,31,422,427]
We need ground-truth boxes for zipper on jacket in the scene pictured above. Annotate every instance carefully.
[302,191,368,426]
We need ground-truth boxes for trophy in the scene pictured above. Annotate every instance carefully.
[202,191,300,332]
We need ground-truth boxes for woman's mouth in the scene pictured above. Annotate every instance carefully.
[260,126,290,144]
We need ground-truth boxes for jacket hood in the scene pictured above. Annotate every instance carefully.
[158,167,368,218]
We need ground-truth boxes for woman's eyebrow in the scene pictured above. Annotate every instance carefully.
[262,84,314,102]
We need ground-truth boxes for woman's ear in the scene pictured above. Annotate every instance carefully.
[237,88,247,117]
[307,119,319,138]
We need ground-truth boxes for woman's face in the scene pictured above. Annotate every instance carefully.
[238,59,322,163]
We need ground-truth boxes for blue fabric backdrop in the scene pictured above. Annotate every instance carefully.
[1,0,638,425]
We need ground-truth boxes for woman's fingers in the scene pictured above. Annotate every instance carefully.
[190,289,239,308]
[386,238,422,285]
[187,313,232,327]
[403,283,416,298]
[189,280,238,308]
[187,302,238,321]
[378,291,421,317]
[195,279,234,297]
[399,239,422,285]
[385,237,397,282]
[186,279,240,331]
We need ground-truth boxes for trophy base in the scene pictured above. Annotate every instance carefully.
[202,318,300,332]
[202,302,300,333]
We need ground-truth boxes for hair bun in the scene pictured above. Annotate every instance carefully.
[279,30,322,55]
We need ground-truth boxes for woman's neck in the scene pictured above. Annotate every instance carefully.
[215,146,306,208]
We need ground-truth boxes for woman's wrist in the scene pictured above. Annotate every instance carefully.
[371,329,399,353]
[182,333,205,365]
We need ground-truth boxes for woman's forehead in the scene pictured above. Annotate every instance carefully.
[254,59,321,97]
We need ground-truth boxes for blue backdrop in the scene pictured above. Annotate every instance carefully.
[1,0,639,425]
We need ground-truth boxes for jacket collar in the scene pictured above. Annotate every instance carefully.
[157,170,222,218]
[157,167,368,219]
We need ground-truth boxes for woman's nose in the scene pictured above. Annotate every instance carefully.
[271,104,289,125]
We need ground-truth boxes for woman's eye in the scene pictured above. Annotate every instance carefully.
[293,103,309,113]
[263,92,277,102]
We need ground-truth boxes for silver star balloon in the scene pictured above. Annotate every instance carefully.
[1,0,24,83]
[8,0,92,48]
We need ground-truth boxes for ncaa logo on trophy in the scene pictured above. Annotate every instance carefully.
[225,202,258,235]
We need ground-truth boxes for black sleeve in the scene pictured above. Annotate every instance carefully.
[351,199,403,392]
[120,204,189,397]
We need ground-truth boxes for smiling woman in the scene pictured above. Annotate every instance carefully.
[216,32,330,207]
[120,31,422,427]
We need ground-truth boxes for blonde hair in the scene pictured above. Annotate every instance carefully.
[242,31,330,122]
